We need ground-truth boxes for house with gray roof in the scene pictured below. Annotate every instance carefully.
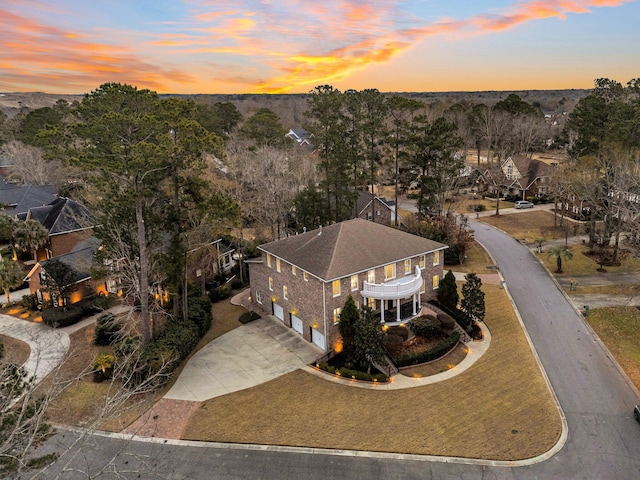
[248,218,447,351]
[23,197,95,260]
[0,175,57,216]
[24,236,102,306]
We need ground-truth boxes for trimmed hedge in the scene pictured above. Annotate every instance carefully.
[395,331,460,367]
[42,298,100,328]
[317,362,388,383]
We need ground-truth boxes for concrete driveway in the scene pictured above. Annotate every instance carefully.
[164,315,323,402]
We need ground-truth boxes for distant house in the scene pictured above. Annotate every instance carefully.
[20,197,95,261]
[353,190,402,225]
[0,175,57,217]
[477,156,553,200]
[186,238,236,287]
[285,128,314,152]
[248,218,447,351]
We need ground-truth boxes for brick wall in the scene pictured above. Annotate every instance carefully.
[249,249,445,352]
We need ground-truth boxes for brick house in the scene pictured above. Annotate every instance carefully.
[477,156,553,200]
[353,190,401,225]
[24,237,101,306]
[20,197,95,261]
[248,218,447,352]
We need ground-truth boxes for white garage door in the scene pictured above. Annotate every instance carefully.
[291,314,303,335]
[311,328,325,350]
[273,302,284,321]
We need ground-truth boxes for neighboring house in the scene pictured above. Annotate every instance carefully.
[353,190,402,225]
[0,175,57,217]
[20,197,95,261]
[285,128,314,152]
[476,156,553,200]
[24,237,102,306]
[186,239,236,285]
[248,218,447,351]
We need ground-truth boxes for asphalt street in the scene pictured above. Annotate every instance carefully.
[26,220,640,479]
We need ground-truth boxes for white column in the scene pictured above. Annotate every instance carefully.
[380,300,384,324]
[396,298,401,322]
[412,293,417,315]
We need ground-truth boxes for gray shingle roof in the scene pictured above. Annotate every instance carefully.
[258,218,447,281]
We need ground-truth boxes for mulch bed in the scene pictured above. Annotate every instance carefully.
[387,333,445,358]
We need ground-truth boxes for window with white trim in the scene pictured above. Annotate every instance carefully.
[283,285,288,300]
[333,307,341,324]
[367,297,376,309]
[384,263,396,280]
[419,255,425,268]
[292,265,297,275]
[276,258,281,273]
[268,277,273,291]
[267,254,272,268]
[404,259,411,274]
[255,290,263,304]
[303,271,309,282]
[432,274,439,289]
[367,269,375,283]
[433,251,440,266]
[350,274,359,291]
[332,279,341,297]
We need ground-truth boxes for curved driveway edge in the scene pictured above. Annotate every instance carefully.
[0,314,70,383]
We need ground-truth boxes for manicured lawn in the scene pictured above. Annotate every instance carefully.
[537,244,640,276]
[454,240,495,274]
[585,307,640,390]
[481,210,572,244]
[183,284,562,461]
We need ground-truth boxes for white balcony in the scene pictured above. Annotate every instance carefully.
[361,266,423,300]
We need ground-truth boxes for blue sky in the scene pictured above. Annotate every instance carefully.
[1,0,638,94]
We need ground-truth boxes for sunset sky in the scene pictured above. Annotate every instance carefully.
[1,0,638,95]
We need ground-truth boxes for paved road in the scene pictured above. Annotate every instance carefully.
[28,221,640,479]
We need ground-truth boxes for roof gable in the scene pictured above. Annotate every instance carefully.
[259,218,446,281]
[27,197,95,235]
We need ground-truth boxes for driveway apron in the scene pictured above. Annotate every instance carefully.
[164,316,323,402]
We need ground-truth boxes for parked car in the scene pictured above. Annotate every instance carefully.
[634,405,640,423]
[514,200,534,209]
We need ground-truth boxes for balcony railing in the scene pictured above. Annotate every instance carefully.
[361,266,423,300]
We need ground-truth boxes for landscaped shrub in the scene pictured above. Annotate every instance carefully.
[92,352,115,382]
[42,304,85,328]
[437,313,456,331]
[21,294,39,312]
[209,284,231,303]
[239,311,260,324]
[94,313,121,346]
[187,295,213,336]
[395,331,460,367]
[385,325,409,341]
[408,315,441,338]
[95,294,117,311]
[231,278,243,290]
[468,204,486,212]
[317,362,388,382]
